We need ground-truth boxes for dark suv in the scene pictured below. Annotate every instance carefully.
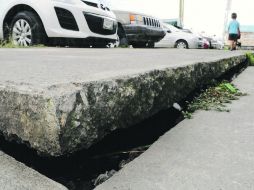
[113,10,165,48]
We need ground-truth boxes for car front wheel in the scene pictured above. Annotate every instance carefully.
[175,40,188,49]
[10,11,46,46]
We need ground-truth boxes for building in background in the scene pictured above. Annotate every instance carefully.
[240,25,254,48]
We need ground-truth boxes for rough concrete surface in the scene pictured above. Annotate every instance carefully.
[95,67,254,190]
[0,48,247,156]
[0,150,67,190]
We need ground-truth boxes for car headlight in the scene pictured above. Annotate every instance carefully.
[130,14,144,25]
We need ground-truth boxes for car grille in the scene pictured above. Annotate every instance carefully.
[84,13,117,35]
[55,7,79,31]
[143,17,161,28]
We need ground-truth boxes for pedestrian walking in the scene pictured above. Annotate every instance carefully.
[228,13,241,51]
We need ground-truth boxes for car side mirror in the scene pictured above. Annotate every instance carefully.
[167,30,171,33]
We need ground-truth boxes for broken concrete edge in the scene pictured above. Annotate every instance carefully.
[94,67,254,190]
[0,151,68,190]
[0,54,247,156]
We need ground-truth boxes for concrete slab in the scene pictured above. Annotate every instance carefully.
[0,48,247,86]
[0,150,67,190]
[95,67,254,190]
[0,48,247,156]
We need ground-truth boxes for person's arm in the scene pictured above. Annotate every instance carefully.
[238,22,241,34]
[237,22,241,39]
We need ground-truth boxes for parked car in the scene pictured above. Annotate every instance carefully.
[201,35,224,49]
[0,0,117,47]
[202,38,210,49]
[210,38,224,49]
[181,28,193,34]
[155,23,204,49]
[113,10,165,48]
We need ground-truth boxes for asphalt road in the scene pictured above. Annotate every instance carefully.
[0,48,246,88]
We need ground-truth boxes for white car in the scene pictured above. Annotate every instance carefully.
[0,0,117,47]
[211,39,224,49]
[155,23,203,49]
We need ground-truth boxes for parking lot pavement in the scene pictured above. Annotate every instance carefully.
[95,67,254,190]
[0,48,247,87]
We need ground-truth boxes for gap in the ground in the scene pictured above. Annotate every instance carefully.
[0,61,248,190]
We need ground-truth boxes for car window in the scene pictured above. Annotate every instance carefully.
[162,23,181,32]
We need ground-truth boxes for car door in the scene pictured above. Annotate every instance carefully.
[155,29,175,48]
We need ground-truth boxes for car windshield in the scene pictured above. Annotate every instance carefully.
[162,23,181,32]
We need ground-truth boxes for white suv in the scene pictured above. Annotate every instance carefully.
[0,0,117,47]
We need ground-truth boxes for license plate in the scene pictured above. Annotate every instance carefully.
[103,18,114,30]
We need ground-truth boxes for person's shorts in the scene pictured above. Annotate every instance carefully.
[228,34,238,41]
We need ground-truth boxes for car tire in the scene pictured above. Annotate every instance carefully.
[147,42,155,48]
[132,42,155,48]
[117,26,128,47]
[93,43,109,48]
[132,42,146,48]
[10,11,46,46]
[175,40,188,49]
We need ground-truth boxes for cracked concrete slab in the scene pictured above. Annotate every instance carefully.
[94,67,254,190]
[0,48,248,156]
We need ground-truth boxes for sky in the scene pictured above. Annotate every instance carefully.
[109,0,254,38]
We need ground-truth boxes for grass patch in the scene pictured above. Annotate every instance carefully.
[0,40,45,48]
[246,52,254,66]
[182,81,247,119]
[118,45,129,48]
[223,46,229,50]
[0,41,20,48]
